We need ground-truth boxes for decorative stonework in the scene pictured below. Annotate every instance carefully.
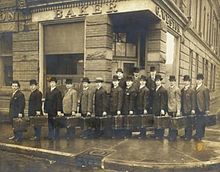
[87,51,107,60]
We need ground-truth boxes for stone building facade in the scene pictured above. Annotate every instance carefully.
[0,0,219,114]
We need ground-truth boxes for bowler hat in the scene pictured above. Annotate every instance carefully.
[183,75,191,81]
[81,77,90,83]
[65,79,72,84]
[112,75,119,81]
[133,67,140,73]
[150,66,156,72]
[95,77,104,83]
[140,75,147,81]
[196,73,204,80]
[116,68,123,73]
[155,74,163,81]
[169,75,176,81]
[49,77,57,83]
[29,79,38,85]
[126,75,133,81]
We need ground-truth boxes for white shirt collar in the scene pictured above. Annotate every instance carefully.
[83,87,89,91]
[156,85,161,91]
[139,85,145,89]
[184,85,190,90]
[12,90,19,96]
[196,83,202,90]
[50,86,56,91]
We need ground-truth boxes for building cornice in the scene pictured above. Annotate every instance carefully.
[25,0,127,13]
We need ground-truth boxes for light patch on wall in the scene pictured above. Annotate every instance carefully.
[166,32,175,64]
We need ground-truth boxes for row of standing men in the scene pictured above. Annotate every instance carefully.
[8,66,210,142]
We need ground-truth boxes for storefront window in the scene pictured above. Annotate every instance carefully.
[44,22,84,88]
[112,32,138,76]
[0,33,13,86]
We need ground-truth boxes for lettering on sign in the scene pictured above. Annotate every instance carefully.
[54,2,118,20]
[155,6,180,34]
[0,10,16,22]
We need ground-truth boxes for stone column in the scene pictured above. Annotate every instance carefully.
[0,56,4,86]
[146,21,167,75]
[85,14,113,83]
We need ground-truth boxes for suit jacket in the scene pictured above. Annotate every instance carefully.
[152,86,168,116]
[167,86,181,113]
[44,87,62,118]
[109,86,123,114]
[79,87,93,115]
[119,77,126,90]
[195,84,210,113]
[133,78,140,91]
[28,89,42,116]
[95,87,107,117]
[62,88,77,114]
[122,85,137,115]
[137,86,150,113]
[146,76,156,110]
[181,86,196,115]
[9,90,25,119]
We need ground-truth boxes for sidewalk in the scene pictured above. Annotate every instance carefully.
[0,99,219,172]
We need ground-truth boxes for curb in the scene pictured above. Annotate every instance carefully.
[1,141,220,172]
[0,142,76,165]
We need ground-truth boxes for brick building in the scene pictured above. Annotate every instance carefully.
[0,0,219,114]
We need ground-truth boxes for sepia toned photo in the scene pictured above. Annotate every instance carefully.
[0,0,220,171]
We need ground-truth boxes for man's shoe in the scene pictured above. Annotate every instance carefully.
[8,136,15,140]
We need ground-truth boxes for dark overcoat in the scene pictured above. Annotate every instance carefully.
[195,84,210,113]
[122,86,137,115]
[28,89,42,116]
[79,88,94,115]
[109,86,123,115]
[9,90,25,119]
[146,76,156,111]
[95,87,107,117]
[152,86,168,116]
[137,86,150,114]
[181,87,196,115]
[44,87,62,118]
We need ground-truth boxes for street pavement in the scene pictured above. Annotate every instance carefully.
[0,99,220,172]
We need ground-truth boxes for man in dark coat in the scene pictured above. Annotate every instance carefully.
[79,77,94,138]
[194,73,210,140]
[9,80,25,142]
[152,75,168,140]
[110,75,123,138]
[28,79,42,141]
[133,67,141,91]
[146,66,157,114]
[181,75,196,141]
[116,68,126,90]
[94,77,107,117]
[137,75,149,138]
[79,77,93,117]
[94,77,107,137]
[122,76,137,138]
[109,75,123,116]
[44,77,62,140]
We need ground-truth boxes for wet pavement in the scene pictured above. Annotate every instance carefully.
[0,99,220,171]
